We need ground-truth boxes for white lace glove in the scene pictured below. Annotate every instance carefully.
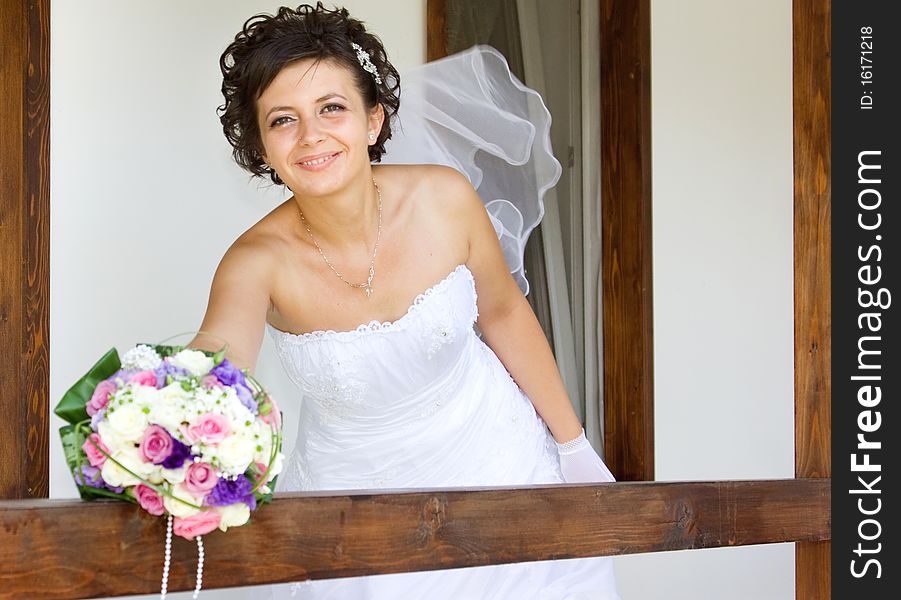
[555,429,616,483]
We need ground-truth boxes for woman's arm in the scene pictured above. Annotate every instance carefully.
[188,239,272,373]
[449,171,583,444]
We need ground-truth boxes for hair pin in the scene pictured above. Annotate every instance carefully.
[351,42,382,85]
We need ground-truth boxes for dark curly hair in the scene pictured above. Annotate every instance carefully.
[218,3,401,185]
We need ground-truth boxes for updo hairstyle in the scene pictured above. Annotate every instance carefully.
[218,3,401,184]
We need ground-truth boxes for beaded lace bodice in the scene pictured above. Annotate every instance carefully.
[267,264,478,423]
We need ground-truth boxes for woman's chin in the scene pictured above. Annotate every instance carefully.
[286,160,373,197]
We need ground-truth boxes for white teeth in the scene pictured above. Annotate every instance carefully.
[300,154,335,166]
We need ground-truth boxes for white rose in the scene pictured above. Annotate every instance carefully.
[96,421,127,454]
[215,435,255,476]
[146,466,164,485]
[163,485,202,518]
[169,350,214,377]
[101,448,150,488]
[129,384,159,409]
[158,380,190,401]
[161,464,187,484]
[122,444,155,478]
[149,401,186,434]
[225,402,254,432]
[215,503,251,532]
[106,403,148,443]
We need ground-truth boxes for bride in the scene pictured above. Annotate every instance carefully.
[191,3,621,598]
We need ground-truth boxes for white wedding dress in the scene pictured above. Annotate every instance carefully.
[260,45,620,599]
[264,263,621,599]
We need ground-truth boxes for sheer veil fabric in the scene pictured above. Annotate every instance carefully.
[381,45,561,295]
[263,46,620,599]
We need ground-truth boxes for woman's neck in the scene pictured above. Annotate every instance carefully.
[291,171,381,253]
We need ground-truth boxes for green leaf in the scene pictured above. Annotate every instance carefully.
[59,424,85,475]
[151,344,182,359]
[54,348,121,424]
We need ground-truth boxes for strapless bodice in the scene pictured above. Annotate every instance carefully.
[265,264,563,492]
[267,264,480,427]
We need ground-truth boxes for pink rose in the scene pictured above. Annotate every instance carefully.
[184,413,231,444]
[135,483,165,516]
[129,370,158,387]
[82,433,109,467]
[182,462,219,496]
[86,380,117,416]
[173,511,221,540]
[139,425,173,464]
[201,375,222,389]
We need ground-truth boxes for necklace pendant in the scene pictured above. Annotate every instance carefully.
[364,284,373,298]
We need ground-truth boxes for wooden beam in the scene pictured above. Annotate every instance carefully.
[793,0,831,598]
[0,479,830,599]
[600,0,654,481]
[0,0,50,500]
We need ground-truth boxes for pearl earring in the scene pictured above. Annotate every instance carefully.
[369,132,376,141]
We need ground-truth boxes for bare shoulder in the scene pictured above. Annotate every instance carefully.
[213,202,294,286]
[374,163,481,222]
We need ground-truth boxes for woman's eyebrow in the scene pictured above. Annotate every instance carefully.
[264,106,293,119]
[264,94,348,119]
[315,93,348,103]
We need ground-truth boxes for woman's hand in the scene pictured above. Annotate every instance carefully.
[555,429,616,484]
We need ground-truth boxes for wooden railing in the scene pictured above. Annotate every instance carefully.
[1,478,830,599]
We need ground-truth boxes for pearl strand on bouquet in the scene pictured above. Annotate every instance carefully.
[160,515,173,598]
[159,515,205,599]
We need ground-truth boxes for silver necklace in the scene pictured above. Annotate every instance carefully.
[297,178,382,299]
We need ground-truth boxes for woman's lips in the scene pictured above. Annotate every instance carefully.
[296,151,341,171]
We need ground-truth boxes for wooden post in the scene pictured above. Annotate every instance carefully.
[426,0,448,61]
[793,0,832,597]
[0,0,50,500]
[600,0,654,481]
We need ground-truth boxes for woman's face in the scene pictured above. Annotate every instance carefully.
[256,58,383,197]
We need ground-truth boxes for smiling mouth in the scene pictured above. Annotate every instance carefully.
[297,152,340,167]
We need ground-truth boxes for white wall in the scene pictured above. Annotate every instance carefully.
[614,1,796,598]
[50,0,425,496]
[50,1,424,598]
[50,0,794,598]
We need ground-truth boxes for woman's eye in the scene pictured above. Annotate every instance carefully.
[269,115,293,128]
[322,104,345,114]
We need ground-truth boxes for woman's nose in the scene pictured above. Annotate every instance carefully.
[297,118,326,145]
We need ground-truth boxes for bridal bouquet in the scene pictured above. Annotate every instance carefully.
[55,342,284,541]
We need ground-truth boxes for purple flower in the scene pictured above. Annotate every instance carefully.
[234,383,258,413]
[210,359,246,387]
[154,361,189,387]
[161,437,192,469]
[204,474,256,510]
[107,369,137,386]
[75,464,124,494]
